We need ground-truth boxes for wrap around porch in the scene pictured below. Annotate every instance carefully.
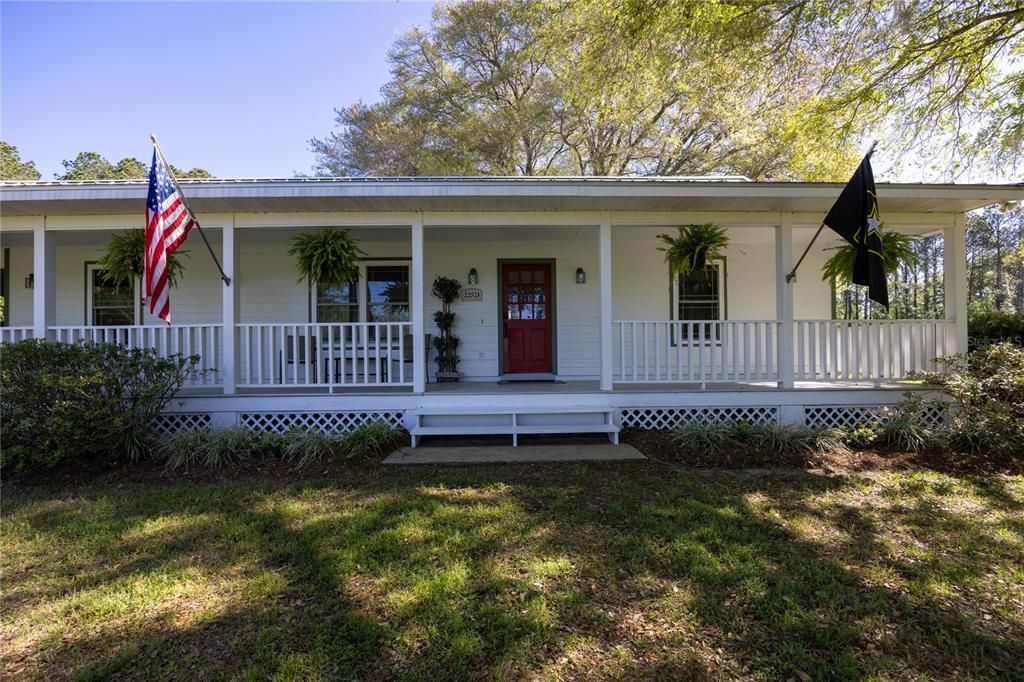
[2,209,966,395]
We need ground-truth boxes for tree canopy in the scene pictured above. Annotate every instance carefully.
[311,0,1022,180]
[56,151,212,180]
[0,141,41,180]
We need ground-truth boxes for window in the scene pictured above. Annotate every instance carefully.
[316,282,358,323]
[366,265,409,322]
[313,261,410,323]
[672,263,724,341]
[87,265,137,326]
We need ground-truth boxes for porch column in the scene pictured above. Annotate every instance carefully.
[411,218,426,393]
[944,213,969,354]
[32,220,55,339]
[599,218,614,391]
[775,214,795,389]
[222,216,239,394]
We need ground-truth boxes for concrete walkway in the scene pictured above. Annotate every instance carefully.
[383,443,646,465]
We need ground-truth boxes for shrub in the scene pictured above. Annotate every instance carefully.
[341,422,404,459]
[919,343,1024,456]
[1,339,197,475]
[844,425,881,449]
[968,311,1024,350]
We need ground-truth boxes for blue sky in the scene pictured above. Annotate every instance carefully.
[1,1,436,179]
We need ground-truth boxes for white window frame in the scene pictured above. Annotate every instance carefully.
[311,260,411,323]
[86,263,140,326]
[671,260,726,344]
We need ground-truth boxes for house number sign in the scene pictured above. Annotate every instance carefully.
[461,287,483,301]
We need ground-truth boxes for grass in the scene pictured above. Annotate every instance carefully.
[3,463,1023,680]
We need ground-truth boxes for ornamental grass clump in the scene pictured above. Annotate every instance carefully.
[341,421,404,459]
[670,420,850,458]
[282,428,342,469]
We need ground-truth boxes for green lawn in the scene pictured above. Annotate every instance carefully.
[3,463,1023,680]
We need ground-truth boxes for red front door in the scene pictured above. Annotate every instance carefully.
[502,263,553,374]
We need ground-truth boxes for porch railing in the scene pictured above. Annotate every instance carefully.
[237,322,413,388]
[48,324,223,386]
[616,320,780,384]
[0,326,33,344]
[616,319,956,385]
[793,319,955,381]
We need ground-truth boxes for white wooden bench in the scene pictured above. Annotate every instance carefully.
[410,407,620,447]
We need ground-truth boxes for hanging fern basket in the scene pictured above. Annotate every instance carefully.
[821,230,918,286]
[288,228,366,286]
[656,223,729,276]
[97,228,188,290]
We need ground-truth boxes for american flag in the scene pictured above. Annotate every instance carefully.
[145,149,195,323]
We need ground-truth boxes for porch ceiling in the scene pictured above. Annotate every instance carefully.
[1,177,1020,217]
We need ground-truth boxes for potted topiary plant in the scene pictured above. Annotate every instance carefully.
[97,228,188,296]
[431,276,462,382]
[821,230,918,286]
[657,223,730,276]
[288,227,365,288]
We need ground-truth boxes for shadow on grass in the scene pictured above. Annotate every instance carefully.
[3,465,1023,680]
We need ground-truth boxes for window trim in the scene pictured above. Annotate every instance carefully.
[310,259,412,323]
[668,258,727,346]
[85,262,140,326]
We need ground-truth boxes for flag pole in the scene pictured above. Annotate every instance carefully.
[785,140,878,283]
[150,134,231,286]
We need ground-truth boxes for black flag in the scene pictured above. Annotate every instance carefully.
[823,154,888,307]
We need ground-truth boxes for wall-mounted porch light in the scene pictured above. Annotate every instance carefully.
[575,267,586,284]
[24,273,34,289]
[467,268,479,285]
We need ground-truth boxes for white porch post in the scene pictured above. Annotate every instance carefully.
[944,213,969,354]
[32,220,56,339]
[775,214,795,389]
[599,218,613,391]
[411,218,426,393]
[222,215,239,394]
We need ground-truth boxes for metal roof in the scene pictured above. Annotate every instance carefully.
[1,176,1020,216]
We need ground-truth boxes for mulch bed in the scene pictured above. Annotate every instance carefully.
[622,428,1024,475]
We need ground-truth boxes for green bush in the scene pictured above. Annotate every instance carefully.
[968,311,1024,350]
[920,342,1024,455]
[1,339,197,475]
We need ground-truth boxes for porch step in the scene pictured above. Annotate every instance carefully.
[410,406,620,447]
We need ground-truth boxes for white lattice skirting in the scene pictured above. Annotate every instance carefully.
[238,411,405,434]
[151,413,212,435]
[620,406,779,430]
[804,404,946,429]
